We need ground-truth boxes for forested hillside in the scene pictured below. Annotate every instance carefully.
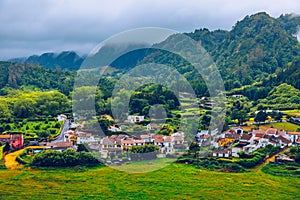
[0,61,75,95]
[3,12,300,103]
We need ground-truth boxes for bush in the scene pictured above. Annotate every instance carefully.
[31,149,102,168]
[238,154,264,168]
[227,163,244,172]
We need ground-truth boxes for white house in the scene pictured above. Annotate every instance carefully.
[232,147,242,157]
[286,132,300,143]
[57,114,67,122]
[127,115,145,123]
[108,125,122,132]
[212,149,232,157]
[232,127,244,135]
[232,94,243,98]
[162,136,173,154]
[146,123,158,130]
[140,134,155,143]
[77,132,95,144]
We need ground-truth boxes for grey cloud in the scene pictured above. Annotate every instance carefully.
[0,0,300,60]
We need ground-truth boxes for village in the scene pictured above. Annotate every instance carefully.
[2,112,300,166]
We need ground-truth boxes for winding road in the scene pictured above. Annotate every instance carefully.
[53,119,70,142]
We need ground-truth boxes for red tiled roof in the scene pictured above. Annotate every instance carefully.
[241,134,252,141]
[266,128,277,135]
[225,133,240,139]
[164,136,172,142]
[252,130,265,135]
[121,138,134,145]
[117,134,126,139]
[46,142,72,148]
[152,134,163,139]
[200,134,210,139]
[140,134,151,139]
[263,134,271,139]
[10,134,23,140]
[154,138,164,143]
[102,137,115,145]
[278,136,291,144]
[269,140,279,144]
[134,139,144,143]
[286,132,300,135]
[212,148,232,154]
[0,135,10,139]
[255,133,265,138]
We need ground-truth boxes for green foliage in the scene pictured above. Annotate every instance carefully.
[0,61,75,95]
[129,145,159,161]
[3,142,10,152]
[257,83,300,109]
[254,111,268,122]
[77,144,89,152]
[0,90,70,119]
[262,162,300,177]
[31,149,102,167]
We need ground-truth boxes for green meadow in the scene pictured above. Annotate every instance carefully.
[0,163,299,200]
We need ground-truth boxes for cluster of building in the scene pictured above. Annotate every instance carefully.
[46,115,187,159]
[98,132,186,159]
[197,127,300,158]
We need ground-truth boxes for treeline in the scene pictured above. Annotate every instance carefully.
[0,61,75,96]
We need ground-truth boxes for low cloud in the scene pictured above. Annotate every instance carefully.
[1,0,300,60]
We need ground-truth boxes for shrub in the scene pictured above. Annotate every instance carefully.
[31,149,102,167]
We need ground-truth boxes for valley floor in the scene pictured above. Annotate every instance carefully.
[0,163,299,199]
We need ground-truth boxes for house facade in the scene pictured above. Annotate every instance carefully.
[127,115,145,123]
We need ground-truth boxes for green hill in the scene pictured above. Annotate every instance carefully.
[26,51,84,70]
[258,83,300,109]
[0,61,75,95]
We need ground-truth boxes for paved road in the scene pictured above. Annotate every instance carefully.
[53,119,70,142]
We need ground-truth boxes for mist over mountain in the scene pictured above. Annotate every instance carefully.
[3,12,300,100]
[25,51,84,70]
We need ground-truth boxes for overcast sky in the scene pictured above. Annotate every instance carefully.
[1,0,300,60]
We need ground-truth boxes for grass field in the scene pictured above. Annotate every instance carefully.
[112,158,174,173]
[0,163,299,199]
[283,109,300,117]
[237,122,300,132]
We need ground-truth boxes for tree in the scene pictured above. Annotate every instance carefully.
[77,144,89,152]
[14,98,36,118]
[231,109,247,125]
[295,153,300,164]
[254,111,267,123]
[0,101,11,119]
[3,142,10,152]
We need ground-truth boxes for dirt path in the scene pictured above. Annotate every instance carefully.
[4,146,45,169]
[4,149,26,169]
[254,147,291,173]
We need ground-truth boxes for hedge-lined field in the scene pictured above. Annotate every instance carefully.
[0,163,299,199]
